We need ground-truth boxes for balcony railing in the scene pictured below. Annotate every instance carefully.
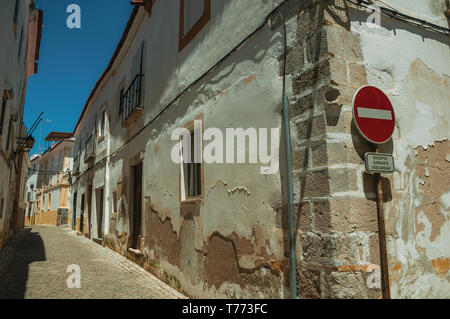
[121,74,144,127]
[84,134,96,163]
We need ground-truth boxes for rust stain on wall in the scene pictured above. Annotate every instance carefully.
[243,75,256,85]
[415,140,450,242]
[432,257,450,276]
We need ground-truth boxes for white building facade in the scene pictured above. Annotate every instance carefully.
[0,0,42,248]
[69,0,450,298]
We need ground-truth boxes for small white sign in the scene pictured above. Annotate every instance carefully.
[365,153,395,174]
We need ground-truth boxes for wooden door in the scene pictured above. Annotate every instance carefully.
[97,188,104,238]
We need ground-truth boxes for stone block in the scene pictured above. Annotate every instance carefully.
[348,62,367,87]
[313,198,378,232]
[292,148,309,171]
[303,169,330,198]
[311,140,328,167]
[329,167,359,193]
[326,110,353,134]
[290,93,314,119]
[329,56,348,86]
[282,44,305,76]
[321,271,376,298]
[293,60,330,94]
[327,26,363,62]
[301,231,361,266]
[327,142,366,165]
[306,27,328,64]
[275,203,312,232]
[296,113,327,141]
[297,266,321,298]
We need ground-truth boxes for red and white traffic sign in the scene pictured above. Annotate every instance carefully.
[352,86,395,144]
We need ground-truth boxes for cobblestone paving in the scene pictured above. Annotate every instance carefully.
[0,226,187,299]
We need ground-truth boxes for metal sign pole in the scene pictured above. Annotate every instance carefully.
[375,147,391,299]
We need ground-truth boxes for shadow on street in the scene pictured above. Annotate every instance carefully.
[0,227,46,299]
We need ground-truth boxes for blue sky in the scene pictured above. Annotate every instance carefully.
[24,0,133,156]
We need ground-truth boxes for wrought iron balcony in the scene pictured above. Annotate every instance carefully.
[121,74,144,128]
[84,134,96,163]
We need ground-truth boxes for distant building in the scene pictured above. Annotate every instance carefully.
[26,133,74,227]
[0,0,43,249]
[24,154,40,226]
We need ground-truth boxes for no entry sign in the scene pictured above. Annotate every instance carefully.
[352,86,395,144]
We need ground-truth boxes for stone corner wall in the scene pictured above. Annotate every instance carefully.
[278,0,383,298]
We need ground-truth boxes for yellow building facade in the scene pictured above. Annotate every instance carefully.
[25,135,74,227]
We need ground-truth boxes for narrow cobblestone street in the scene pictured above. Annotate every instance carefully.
[0,226,186,299]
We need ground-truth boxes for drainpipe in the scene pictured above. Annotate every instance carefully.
[278,12,298,299]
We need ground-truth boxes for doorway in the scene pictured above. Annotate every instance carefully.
[131,163,143,249]
[80,194,85,233]
[72,192,77,229]
[86,185,92,239]
[96,187,104,239]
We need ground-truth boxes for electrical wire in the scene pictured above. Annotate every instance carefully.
[71,0,290,185]
[72,0,449,185]
[347,0,450,35]
[372,0,397,11]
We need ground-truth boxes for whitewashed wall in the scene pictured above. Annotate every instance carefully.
[350,0,450,298]
[0,0,31,238]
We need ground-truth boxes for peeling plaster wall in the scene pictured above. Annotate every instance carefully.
[349,0,450,298]
[71,0,290,298]
[69,0,449,298]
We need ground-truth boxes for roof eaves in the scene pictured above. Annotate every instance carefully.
[72,6,140,134]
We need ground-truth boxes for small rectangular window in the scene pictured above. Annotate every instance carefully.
[48,193,51,211]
